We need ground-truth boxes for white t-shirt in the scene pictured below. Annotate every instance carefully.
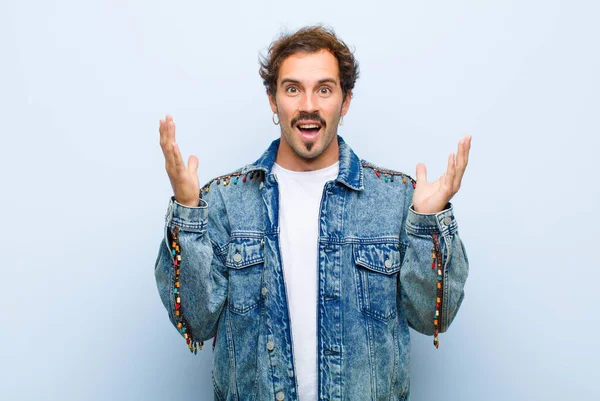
[271,161,339,401]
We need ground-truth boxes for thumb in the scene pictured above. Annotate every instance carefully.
[188,155,199,175]
[415,163,427,185]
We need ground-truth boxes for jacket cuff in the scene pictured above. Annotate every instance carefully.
[405,203,457,236]
[164,196,208,233]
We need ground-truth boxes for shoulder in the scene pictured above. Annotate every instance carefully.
[360,159,416,189]
[200,166,266,197]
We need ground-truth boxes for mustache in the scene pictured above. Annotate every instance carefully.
[290,112,326,127]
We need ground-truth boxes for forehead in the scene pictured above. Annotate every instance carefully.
[277,49,340,84]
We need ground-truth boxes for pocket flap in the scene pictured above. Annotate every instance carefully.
[353,242,402,275]
[226,236,265,269]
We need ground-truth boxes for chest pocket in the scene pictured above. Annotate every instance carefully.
[353,242,403,322]
[226,236,265,315]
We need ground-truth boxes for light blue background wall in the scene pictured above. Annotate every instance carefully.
[1,0,598,400]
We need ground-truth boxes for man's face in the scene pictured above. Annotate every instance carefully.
[269,49,351,170]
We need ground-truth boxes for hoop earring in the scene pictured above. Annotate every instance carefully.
[272,113,280,125]
[339,115,344,126]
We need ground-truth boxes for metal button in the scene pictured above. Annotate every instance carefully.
[384,259,392,269]
[233,253,242,263]
[266,341,275,351]
[276,392,285,401]
[262,287,268,296]
[443,216,452,226]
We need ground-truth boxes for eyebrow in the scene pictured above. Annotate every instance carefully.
[280,78,339,86]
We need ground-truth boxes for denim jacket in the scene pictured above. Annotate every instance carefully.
[155,136,469,401]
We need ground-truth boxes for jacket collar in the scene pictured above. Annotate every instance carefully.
[243,135,364,191]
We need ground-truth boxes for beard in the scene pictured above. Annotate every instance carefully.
[280,122,337,160]
[280,110,341,160]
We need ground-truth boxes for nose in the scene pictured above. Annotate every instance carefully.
[298,92,319,113]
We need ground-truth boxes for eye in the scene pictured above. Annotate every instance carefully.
[319,87,331,95]
[286,86,299,94]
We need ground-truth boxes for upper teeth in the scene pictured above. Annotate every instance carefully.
[299,124,319,129]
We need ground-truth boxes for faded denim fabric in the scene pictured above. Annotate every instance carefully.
[155,136,469,401]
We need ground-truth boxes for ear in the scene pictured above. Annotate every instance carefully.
[268,91,278,114]
[341,91,352,116]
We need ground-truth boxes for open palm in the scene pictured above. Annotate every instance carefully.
[159,115,201,207]
[412,136,472,214]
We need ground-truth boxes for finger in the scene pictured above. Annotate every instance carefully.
[463,135,471,165]
[163,117,179,170]
[457,136,469,164]
[444,153,456,191]
[159,119,166,146]
[167,116,176,144]
[159,120,176,168]
[159,117,172,146]
[188,155,199,176]
[172,142,186,173]
[415,163,427,185]
[453,135,471,188]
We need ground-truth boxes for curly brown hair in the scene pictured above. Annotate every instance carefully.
[259,25,360,100]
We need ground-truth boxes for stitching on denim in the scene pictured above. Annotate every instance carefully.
[365,310,378,397]
[230,230,265,239]
[212,239,229,257]
[228,301,260,315]
[170,218,207,231]
[405,223,442,235]
[353,245,399,322]
[320,236,402,245]
[392,323,400,394]
[353,244,401,271]
[226,256,265,269]
[224,310,240,399]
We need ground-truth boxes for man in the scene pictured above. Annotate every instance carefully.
[155,26,471,401]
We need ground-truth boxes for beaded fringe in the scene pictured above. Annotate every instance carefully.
[201,170,266,194]
[171,226,203,354]
[200,164,412,196]
[431,234,444,348]
[361,162,416,188]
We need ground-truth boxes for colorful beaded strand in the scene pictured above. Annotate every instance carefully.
[431,233,444,348]
[171,226,204,354]
[200,170,266,196]
[361,162,416,189]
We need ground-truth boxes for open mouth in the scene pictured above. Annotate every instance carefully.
[295,121,323,140]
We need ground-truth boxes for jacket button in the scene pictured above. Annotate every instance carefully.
[266,341,275,351]
[443,216,452,226]
[276,392,285,400]
[384,259,392,269]
[233,253,242,263]
[262,287,268,296]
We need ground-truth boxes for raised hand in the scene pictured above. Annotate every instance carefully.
[412,135,472,214]
[159,115,200,207]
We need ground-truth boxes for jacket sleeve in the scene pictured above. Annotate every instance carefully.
[399,186,469,347]
[154,184,230,353]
